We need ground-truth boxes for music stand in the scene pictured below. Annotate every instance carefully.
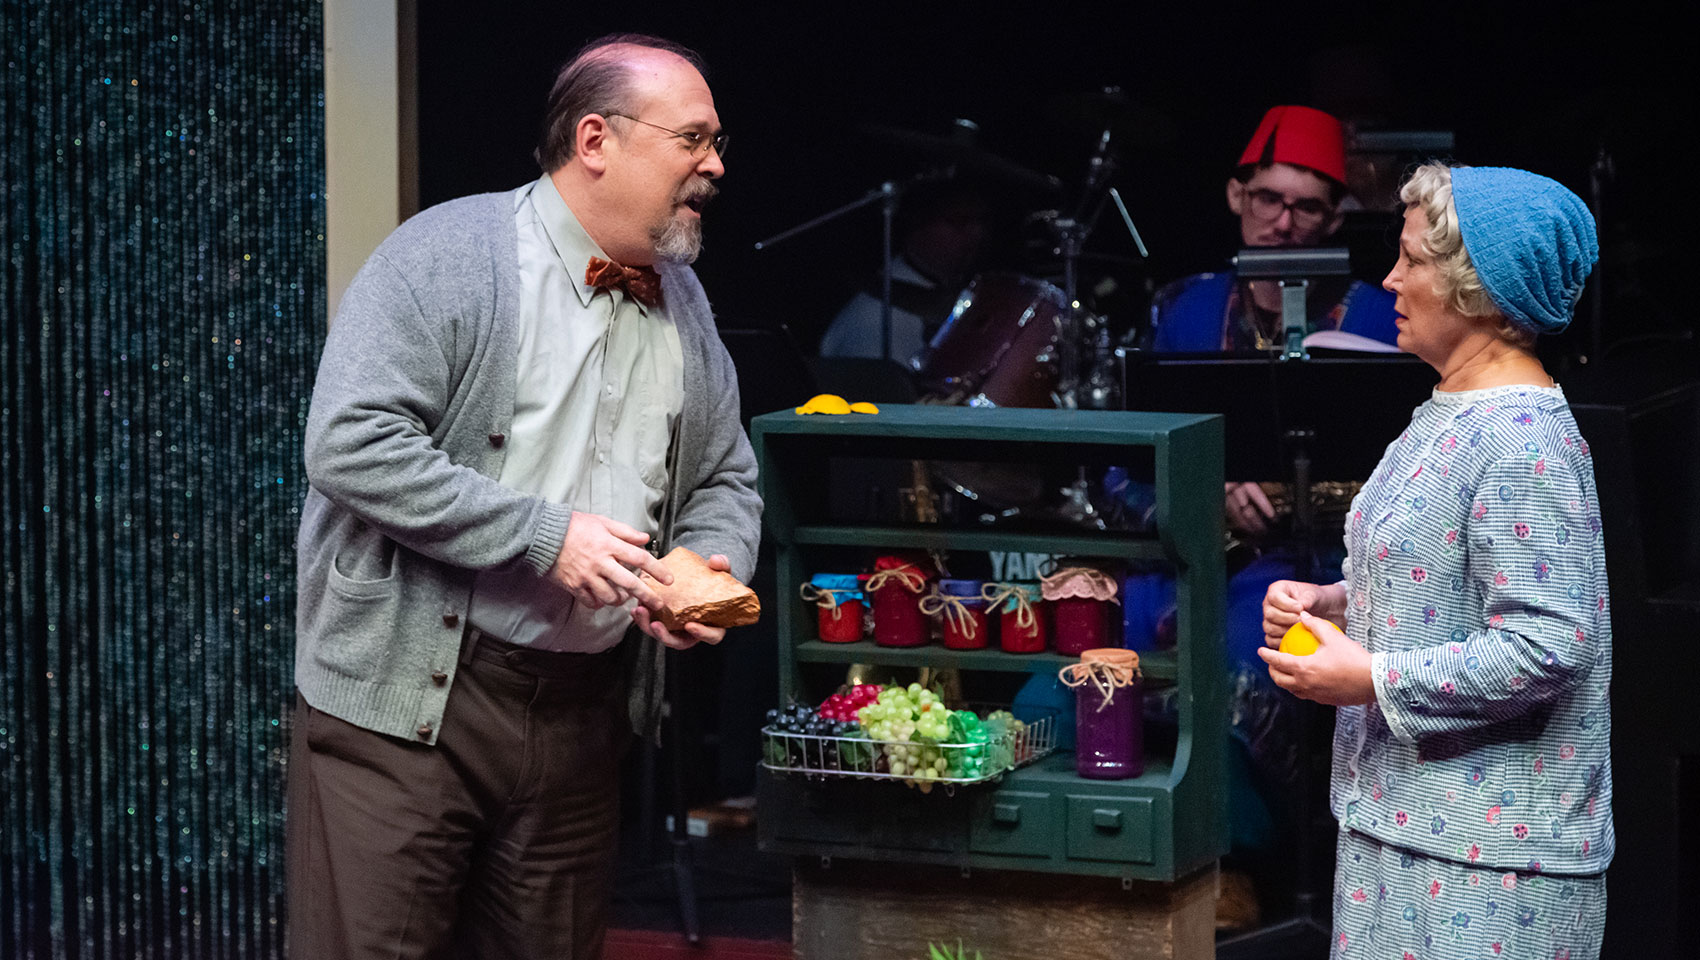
[1234,247,1355,361]
[1118,348,1434,955]
[1121,349,1434,481]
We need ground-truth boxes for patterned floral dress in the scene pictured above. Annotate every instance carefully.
[1329,384,1612,959]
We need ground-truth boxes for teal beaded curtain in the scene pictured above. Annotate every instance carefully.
[1,3,324,958]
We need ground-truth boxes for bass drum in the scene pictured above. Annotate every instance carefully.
[913,273,1066,408]
[912,274,1069,508]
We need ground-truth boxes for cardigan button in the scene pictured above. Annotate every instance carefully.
[442,612,459,628]
[488,433,505,448]
[431,671,448,686]
[416,724,432,739]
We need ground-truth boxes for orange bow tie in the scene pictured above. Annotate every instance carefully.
[585,257,663,308]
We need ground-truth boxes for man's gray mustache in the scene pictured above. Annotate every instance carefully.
[677,178,718,205]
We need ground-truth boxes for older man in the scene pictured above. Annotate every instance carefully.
[288,33,760,959]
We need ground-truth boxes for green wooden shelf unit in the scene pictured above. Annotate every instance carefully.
[751,405,1228,882]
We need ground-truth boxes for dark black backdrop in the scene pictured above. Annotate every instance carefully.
[417,7,1694,952]
[418,1,1688,356]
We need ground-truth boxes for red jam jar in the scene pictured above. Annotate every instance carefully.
[921,579,989,650]
[983,581,1046,653]
[800,573,864,643]
[1061,648,1144,780]
[1042,565,1120,656]
[867,556,930,648]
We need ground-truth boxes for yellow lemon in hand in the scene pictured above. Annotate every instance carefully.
[1279,621,1320,656]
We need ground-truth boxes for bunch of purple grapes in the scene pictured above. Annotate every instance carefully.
[763,702,869,771]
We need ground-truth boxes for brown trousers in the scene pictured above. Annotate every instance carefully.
[287,631,631,960]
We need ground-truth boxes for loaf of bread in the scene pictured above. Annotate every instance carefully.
[639,547,761,630]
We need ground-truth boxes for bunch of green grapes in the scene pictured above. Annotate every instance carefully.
[855,683,959,791]
[853,685,1021,791]
[981,709,1028,769]
[941,710,992,781]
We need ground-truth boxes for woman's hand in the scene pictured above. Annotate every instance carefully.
[1256,610,1375,707]
[1262,579,1347,643]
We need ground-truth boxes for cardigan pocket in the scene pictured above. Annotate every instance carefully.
[327,535,398,601]
[311,538,405,681]
[308,582,404,681]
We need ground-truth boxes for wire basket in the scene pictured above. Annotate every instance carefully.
[760,711,1054,787]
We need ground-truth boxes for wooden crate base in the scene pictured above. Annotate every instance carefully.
[792,858,1217,960]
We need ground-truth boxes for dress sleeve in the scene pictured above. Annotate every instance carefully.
[1372,449,1604,744]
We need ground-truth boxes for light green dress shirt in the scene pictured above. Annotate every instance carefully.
[466,175,684,651]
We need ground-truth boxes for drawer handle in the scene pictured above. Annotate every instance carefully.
[1092,808,1122,830]
[993,803,1022,825]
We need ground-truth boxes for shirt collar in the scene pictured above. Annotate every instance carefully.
[528,173,652,314]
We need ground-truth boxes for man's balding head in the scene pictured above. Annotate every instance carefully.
[534,34,707,172]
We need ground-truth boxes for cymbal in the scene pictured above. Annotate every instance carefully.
[859,120,1061,194]
[1044,86,1177,148]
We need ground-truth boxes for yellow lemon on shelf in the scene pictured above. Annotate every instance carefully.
[848,401,880,414]
[1279,621,1320,656]
[795,393,852,415]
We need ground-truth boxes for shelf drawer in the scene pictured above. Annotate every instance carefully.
[865,793,971,854]
[760,779,867,846]
[1064,794,1155,864]
[969,789,1059,859]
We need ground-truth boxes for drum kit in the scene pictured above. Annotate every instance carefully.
[754,91,1162,519]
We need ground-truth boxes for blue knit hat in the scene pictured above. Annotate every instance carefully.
[1450,166,1598,335]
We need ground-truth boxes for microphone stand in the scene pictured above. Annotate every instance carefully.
[1042,126,1149,410]
[755,172,944,362]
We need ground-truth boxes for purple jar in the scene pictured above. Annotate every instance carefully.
[1061,648,1143,780]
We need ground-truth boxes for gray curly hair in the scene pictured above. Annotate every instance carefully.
[1398,163,1536,346]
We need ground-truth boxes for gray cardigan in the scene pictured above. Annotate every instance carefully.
[295,190,762,743]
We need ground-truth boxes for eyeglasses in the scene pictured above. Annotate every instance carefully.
[1242,187,1334,230]
[605,113,728,160]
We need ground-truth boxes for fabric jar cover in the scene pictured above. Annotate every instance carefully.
[867,555,930,648]
[1042,566,1120,656]
[984,581,1046,654]
[922,578,989,650]
[801,573,865,643]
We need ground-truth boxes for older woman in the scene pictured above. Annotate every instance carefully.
[1258,163,1611,959]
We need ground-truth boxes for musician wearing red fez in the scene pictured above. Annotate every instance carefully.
[1115,107,1402,870]
[1149,104,1399,354]
[1148,104,1402,538]
[290,33,760,959]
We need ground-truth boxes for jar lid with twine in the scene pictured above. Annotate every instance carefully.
[866,556,929,594]
[1040,565,1120,603]
[1059,648,1141,711]
[980,581,1041,628]
[799,573,864,619]
[919,580,987,639]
